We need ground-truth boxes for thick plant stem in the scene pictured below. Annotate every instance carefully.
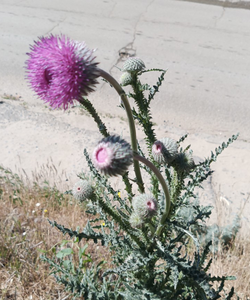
[133,154,171,237]
[98,68,144,193]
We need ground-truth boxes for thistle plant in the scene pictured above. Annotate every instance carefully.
[26,35,240,299]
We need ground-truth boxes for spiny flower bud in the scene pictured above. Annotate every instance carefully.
[173,152,195,172]
[122,57,145,73]
[152,138,178,164]
[72,179,93,202]
[129,212,143,228]
[132,194,158,219]
[93,135,133,176]
[120,72,133,86]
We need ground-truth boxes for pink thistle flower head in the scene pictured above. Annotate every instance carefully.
[92,135,133,177]
[152,137,178,165]
[25,34,100,109]
[132,194,158,219]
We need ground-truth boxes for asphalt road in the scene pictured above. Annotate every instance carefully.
[0,0,250,140]
[0,0,249,225]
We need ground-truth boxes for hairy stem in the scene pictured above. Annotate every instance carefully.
[92,194,145,249]
[133,154,171,237]
[98,68,144,193]
[78,97,109,137]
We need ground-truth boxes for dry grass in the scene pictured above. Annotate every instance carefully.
[0,166,109,300]
[0,165,249,299]
[210,236,250,299]
[207,194,250,299]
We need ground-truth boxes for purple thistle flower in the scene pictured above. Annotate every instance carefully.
[25,35,100,109]
[92,135,133,176]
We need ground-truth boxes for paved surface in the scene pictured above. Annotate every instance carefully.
[0,0,249,226]
[1,0,250,139]
[182,0,250,9]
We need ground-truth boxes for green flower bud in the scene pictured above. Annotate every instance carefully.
[152,138,178,164]
[73,180,93,202]
[120,72,133,86]
[132,194,158,219]
[129,212,143,228]
[93,135,133,176]
[122,57,145,73]
[174,152,195,172]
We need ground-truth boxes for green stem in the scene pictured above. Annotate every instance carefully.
[147,221,156,235]
[92,194,144,249]
[78,97,109,137]
[131,79,156,151]
[171,170,183,204]
[98,68,144,193]
[133,154,171,237]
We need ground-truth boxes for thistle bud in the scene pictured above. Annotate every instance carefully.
[72,179,93,202]
[120,72,133,86]
[132,194,158,219]
[173,152,195,172]
[129,212,143,228]
[152,138,178,164]
[122,57,145,73]
[93,135,133,176]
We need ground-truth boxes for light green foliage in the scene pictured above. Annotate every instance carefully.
[41,63,239,299]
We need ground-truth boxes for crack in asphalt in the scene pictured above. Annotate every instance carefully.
[45,17,67,35]
[108,0,117,18]
[109,0,156,74]
[214,6,226,27]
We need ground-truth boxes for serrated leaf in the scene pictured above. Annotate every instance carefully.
[79,244,89,258]
[56,248,73,259]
